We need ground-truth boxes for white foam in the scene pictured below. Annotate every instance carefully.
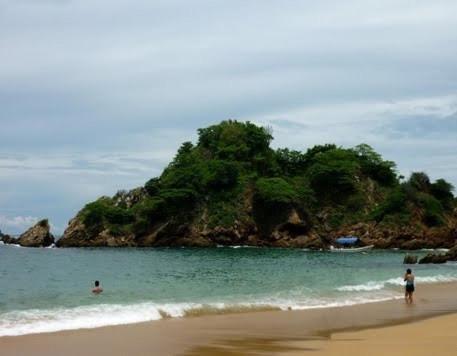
[337,275,457,292]
[0,302,179,337]
[215,245,259,249]
[0,295,404,337]
[2,273,456,337]
[7,243,22,248]
[337,281,385,291]
[228,245,257,249]
[421,248,449,252]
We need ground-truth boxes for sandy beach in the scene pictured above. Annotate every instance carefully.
[283,313,457,356]
[1,282,457,355]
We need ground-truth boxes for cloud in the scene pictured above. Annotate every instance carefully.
[0,215,39,236]
[248,94,457,187]
[0,0,456,230]
[377,112,457,140]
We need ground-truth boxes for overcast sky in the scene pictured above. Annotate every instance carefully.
[1,0,457,235]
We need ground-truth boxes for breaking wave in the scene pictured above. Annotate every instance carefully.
[0,295,403,337]
[337,275,457,292]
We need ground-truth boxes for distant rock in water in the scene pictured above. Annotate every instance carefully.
[403,254,418,264]
[18,219,54,247]
[0,232,19,245]
[419,245,457,264]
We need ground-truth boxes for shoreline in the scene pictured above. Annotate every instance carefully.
[2,282,457,355]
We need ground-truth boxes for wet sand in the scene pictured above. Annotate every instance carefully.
[282,313,457,356]
[1,282,457,355]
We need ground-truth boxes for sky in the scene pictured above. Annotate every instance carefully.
[1,0,457,235]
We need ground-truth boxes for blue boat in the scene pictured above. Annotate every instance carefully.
[330,236,373,252]
[335,236,359,245]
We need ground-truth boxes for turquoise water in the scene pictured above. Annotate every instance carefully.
[1,244,456,336]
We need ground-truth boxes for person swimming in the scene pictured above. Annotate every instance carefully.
[92,280,103,294]
[404,268,415,304]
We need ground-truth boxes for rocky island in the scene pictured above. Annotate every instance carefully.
[1,219,54,247]
[46,120,455,251]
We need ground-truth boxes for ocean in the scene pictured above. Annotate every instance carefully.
[1,244,456,337]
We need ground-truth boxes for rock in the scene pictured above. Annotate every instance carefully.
[273,238,292,248]
[418,253,448,264]
[403,254,418,264]
[447,245,457,260]
[1,234,19,245]
[99,229,136,247]
[171,236,214,247]
[247,235,259,246]
[287,210,302,225]
[290,234,324,249]
[112,187,146,209]
[400,239,427,250]
[56,217,92,247]
[18,219,54,247]
[418,244,457,264]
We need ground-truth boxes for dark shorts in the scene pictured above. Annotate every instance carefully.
[406,284,415,293]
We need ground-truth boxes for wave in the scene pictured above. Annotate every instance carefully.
[0,294,404,337]
[421,248,450,252]
[216,245,258,249]
[0,243,22,248]
[337,281,385,291]
[337,275,457,292]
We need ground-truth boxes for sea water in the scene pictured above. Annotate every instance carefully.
[1,245,456,336]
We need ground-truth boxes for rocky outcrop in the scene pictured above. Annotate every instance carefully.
[419,245,457,264]
[328,223,456,250]
[56,207,456,250]
[56,217,135,247]
[113,188,146,209]
[0,232,19,245]
[403,254,418,264]
[17,219,54,247]
[57,207,325,249]
[418,253,448,264]
[56,194,457,250]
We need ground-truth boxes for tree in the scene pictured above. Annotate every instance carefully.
[203,160,239,189]
[307,148,359,200]
[408,172,431,192]
[303,144,337,162]
[352,144,397,186]
[197,120,273,163]
[275,148,307,176]
[430,178,454,209]
[254,177,298,205]
[144,177,160,196]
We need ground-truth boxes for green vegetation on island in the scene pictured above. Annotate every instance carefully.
[57,120,456,248]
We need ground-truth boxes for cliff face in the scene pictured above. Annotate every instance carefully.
[56,121,457,249]
[17,219,54,247]
[56,194,457,249]
[57,204,324,248]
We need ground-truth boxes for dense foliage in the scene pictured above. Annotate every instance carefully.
[78,120,456,236]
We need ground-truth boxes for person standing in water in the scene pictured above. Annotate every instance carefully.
[92,280,103,294]
[404,268,415,304]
